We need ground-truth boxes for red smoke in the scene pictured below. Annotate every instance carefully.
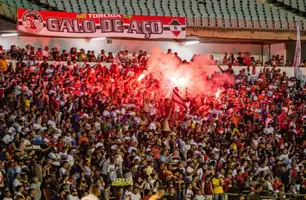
[145,48,235,98]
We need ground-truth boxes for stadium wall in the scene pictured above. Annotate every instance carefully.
[0,36,267,61]
[0,18,15,30]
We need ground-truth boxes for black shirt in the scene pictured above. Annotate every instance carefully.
[237,56,244,65]
[166,194,176,200]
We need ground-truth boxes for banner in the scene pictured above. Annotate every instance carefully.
[17,9,186,39]
[172,88,187,109]
[293,17,306,87]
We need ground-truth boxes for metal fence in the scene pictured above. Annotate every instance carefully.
[225,192,306,200]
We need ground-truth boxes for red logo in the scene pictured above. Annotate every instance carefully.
[169,20,182,37]
[21,10,44,33]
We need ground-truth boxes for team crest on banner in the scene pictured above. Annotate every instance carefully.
[169,20,182,37]
[21,10,44,33]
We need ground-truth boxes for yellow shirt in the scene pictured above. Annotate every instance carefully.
[24,99,30,107]
[0,59,8,71]
[149,195,160,200]
[230,143,237,150]
[146,166,153,175]
[212,177,224,194]
[79,54,86,60]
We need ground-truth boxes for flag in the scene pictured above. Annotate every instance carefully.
[172,88,187,108]
[294,17,306,87]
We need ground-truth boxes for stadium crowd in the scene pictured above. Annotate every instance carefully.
[0,44,306,200]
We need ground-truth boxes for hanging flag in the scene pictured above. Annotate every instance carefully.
[172,89,187,109]
[294,17,306,87]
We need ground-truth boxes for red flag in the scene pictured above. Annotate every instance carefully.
[172,89,187,109]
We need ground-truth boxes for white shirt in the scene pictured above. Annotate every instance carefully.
[13,178,22,187]
[103,110,110,117]
[81,194,98,200]
[131,193,141,200]
[264,127,275,135]
[42,50,50,58]
[149,103,156,116]
[66,194,80,200]
[48,152,61,166]
[185,189,193,199]
[14,165,21,174]
[127,70,135,77]
[84,165,92,177]
[101,159,110,175]
[194,195,205,200]
[256,166,269,174]
[122,190,132,200]
[149,122,156,130]
[2,134,14,144]
[59,167,67,176]
[107,164,116,173]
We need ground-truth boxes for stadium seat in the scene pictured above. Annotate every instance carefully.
[169,1,178,16]
[53,0,65,11]
[213,1,221,15]
[291,0,298,9]
[198,3,207,17]
[287,13,295,30]
[298,0,306,12]
[0,2,16,20]
[87,5,95,13]
[102,0,111,13]
[78,0,88,13]
[284,0,291,7]
[63,1,73,12]
[14,0,23,8]
[154,0,162,16]
[47,0,56,7]
[162,0,170,16]
[230,12,238,28]
[117,0,127,14]
[206,1,213,15]
[124,0,134,14]
[176,0,185,17]
[0,0,303,32]
[183,1,195,18]
[146,0,155,16]
[94,1,103,12]
[191,0,201,17]
[209,14,216,28]
[21,0,31,9]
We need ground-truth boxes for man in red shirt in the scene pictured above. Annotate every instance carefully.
[222,173,232,193]
[202,175,213,200]
[235,169,245,187]
[243,52,251,65]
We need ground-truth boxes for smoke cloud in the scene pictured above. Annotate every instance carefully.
[145,47,235,98]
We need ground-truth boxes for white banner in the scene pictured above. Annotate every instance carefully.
[17,9,186,39]
[294,17,306,87]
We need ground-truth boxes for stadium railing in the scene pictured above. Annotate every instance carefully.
[225,192,306,200]
[6,60,306,78]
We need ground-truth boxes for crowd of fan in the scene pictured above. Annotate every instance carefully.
[0,44,306,200]
[1,45,299,67]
